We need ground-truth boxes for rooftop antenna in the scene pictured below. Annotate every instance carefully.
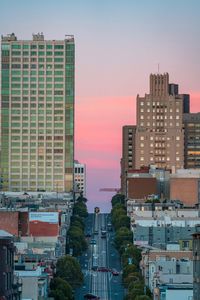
[158,63,160,74]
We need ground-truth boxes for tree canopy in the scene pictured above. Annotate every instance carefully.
[49,277,73,300]
[111,193,125,207]
[56,255,83,288]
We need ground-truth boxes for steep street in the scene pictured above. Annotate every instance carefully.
[76,213,124,300]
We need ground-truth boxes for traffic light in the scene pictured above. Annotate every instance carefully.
[94,207,100,214]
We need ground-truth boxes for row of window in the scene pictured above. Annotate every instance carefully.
[10,70,66,76]
[140,156,181,162]
[140,122,180,127]
[140,108,180,113]
[10,44,64,50]
[10,96,65,102]
[140,115,180,120]
[140,101,180,106]
[12,50,65,56]
[11,90,64,95]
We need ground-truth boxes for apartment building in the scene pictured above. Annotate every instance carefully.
[193,225,200,300]
[183,113,200,169]
[135,73,189,170]
[120,125,136,194]
[1,33,75,192]
[74,160,86,197]
[141,249,193,300]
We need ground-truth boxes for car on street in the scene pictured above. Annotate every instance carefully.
[94,230,98,235]
[107,223,113,231]
[98,266,109,272]
[84,293,100,299]
[85,231,92,238]
[111,268,120,276]
[91,265,98,271]
[90,239,96,245]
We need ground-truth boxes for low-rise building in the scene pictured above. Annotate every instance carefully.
[141,249,193,300]
[127,171,157,199]
[14,266,50,300]
[0,230,21,299]
[193,225,200,300]
[129,204,200,248]
[170,169,200,206]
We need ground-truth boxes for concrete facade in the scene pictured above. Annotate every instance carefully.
[141,250,193,300]
[135,73,189,170]
[0,230,21,299]
[120,125,136,194]
[127,176,157,199]
[183,113,200,169]
[170,169,200,206]
[14,267,49,300]
[133,225,197,248]
[193,226,200,300]
[74,160,86,197]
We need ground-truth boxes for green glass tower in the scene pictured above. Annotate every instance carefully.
[0,33,75,192]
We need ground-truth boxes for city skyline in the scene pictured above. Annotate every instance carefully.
[1,0,200,211]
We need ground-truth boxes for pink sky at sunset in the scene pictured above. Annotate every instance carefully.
[76,92,200,212]
[1,0,200,212]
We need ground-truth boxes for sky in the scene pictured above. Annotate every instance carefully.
[0,0,200,212]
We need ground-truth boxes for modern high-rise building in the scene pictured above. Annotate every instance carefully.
[183,113,200,169]
[74,160,86,197]
[120,125,136,194]
[135,73,189,170]
[0,33,75,192]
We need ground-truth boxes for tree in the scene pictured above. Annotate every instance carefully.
[123,271,142,287]
[56,255,83,288]
[68,226,88,256]
[50,289,67,300]
[49,277,73,300]
[114,214,130,230]
[114,227,133,251]
[70,215,85,229]
[111,194,125,207]
[122,244,142,267]
[73,201,88,218]
[122,264,137,280]
[76,194,87,203]
[135,295,152,300]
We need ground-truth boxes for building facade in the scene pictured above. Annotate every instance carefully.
[170,169,200,206]
[135,73,189,170]
[74,160,86,197]
[0,33,75,192]
[183,113,200,169]
[193,226,200,300]
[0,230,21,299]
[120,125,136,194]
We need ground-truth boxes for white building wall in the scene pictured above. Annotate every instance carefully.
[165,289,193,300]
